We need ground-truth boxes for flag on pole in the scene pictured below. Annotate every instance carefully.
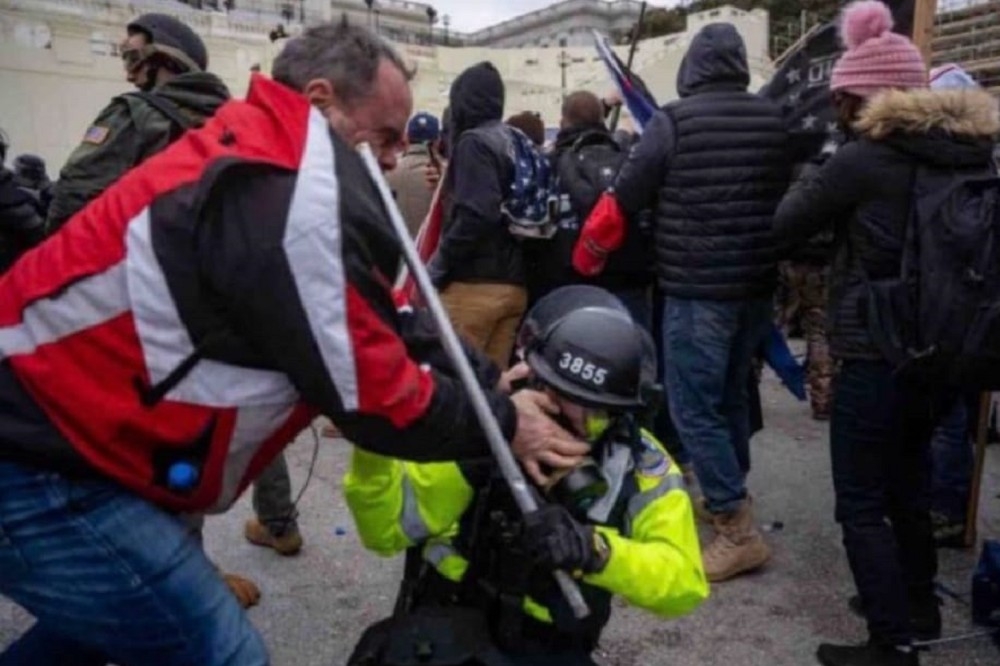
[592,30,658,132]
[759,1,917,161]
[396,168,447,302]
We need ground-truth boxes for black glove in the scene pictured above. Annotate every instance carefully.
[522,505,609,575]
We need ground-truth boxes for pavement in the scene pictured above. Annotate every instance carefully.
[2,368,999,665]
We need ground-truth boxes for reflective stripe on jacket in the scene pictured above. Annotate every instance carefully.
[343,431,708,621]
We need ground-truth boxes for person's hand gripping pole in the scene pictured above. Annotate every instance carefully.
[357,142,591,620]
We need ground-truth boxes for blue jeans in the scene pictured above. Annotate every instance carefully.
[930,401,973,521]
[662,297,771,513]
[831,361,951,646]
[0,461,267,666]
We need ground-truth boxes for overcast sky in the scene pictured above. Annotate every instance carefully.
[432,0,679,33]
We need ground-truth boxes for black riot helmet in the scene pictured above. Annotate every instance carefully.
[517,285,630,356]
[127,13,207,73]
[526,305,655,411]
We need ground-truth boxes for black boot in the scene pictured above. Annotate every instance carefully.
[847,596,942,641]
[908,595,942,642]
[816,642,918,666]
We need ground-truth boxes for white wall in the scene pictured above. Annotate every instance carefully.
[0,2,772,172]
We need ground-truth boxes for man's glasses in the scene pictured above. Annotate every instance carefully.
[121,47,146,72]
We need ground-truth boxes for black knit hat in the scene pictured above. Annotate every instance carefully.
[127,13,208,71]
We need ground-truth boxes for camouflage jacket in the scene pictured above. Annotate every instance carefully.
[47,72,231,231]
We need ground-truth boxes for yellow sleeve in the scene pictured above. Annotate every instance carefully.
[583,454,708,618]
[343,447,474,557]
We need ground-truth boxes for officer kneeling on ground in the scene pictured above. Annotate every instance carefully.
[345,286,709,665]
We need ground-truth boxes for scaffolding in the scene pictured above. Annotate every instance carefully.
[932,0,1000,95]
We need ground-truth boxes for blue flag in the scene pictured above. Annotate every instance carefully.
[592,30,658,133]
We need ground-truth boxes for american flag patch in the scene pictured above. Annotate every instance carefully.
[83,125,110,145]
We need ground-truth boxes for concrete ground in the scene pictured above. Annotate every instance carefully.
[2,369,999,665]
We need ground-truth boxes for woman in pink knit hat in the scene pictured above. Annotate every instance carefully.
[773,2,1000,666]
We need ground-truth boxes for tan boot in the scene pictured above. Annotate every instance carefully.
[244,517,304,556]
[702,500,771,582]
[223,572,261,608]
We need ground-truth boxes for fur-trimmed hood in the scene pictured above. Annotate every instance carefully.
[854,88,999,168]
[855,88,1000,139]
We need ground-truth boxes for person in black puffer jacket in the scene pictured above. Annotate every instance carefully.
[773,3,1000,665]
[572,21,791,584]
[429,62,526,368]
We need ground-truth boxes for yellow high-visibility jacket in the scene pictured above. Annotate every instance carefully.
[343,431,708,627]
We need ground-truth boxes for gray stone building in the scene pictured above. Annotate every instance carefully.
[465,0,644,48]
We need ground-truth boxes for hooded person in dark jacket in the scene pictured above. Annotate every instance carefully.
[773,3,1000,665]
[0,136,45,273]
[429,62,527,368]
[572,22,790,584]
[47,13,231,231]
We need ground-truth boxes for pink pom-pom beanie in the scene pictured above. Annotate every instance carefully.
[830,0,927,99]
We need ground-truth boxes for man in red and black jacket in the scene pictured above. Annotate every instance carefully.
[0,22,587,666]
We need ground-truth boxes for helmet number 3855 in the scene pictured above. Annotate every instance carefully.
[558,352,608,385]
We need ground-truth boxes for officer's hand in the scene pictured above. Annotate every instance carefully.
[523,504,609,575]
[510,390,590,485]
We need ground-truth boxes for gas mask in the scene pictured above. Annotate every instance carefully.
[541,410,613,519]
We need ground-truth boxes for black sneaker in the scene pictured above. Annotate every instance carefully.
[847,595,941,642]
[816,642,918,666]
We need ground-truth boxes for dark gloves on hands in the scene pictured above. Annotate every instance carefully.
[522,504,610,575]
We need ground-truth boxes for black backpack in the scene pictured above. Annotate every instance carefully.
[543,131,626,274]
[556,130,624,216]
[865,166,1000,389]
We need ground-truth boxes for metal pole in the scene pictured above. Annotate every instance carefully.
[608,1,647,132]
[356,143,591,620]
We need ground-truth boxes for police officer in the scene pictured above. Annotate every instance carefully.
[46,13,230,230]
[345,286,708,665]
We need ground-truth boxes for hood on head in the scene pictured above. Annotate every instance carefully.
[449,62,505,136]
[676,23,750,98]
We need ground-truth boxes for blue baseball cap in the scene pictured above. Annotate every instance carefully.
[406,112,440,143]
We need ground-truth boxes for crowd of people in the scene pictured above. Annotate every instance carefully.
[0,1,997,665]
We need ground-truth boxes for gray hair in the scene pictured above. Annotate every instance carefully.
[271,21,413,106]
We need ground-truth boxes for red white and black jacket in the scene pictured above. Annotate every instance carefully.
[0,75,514,513]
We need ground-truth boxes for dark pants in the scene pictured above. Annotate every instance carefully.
[831,361,952,646]
[651,290,686,465]
[0,461,267,666]
[252,452,297,533]
[930,401,973,521]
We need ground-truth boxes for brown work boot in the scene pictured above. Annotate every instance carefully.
[223,572,261,608]
[244,517,304,556]
[702,500,771,582]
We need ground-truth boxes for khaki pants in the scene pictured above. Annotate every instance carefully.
[439,282,527,369]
